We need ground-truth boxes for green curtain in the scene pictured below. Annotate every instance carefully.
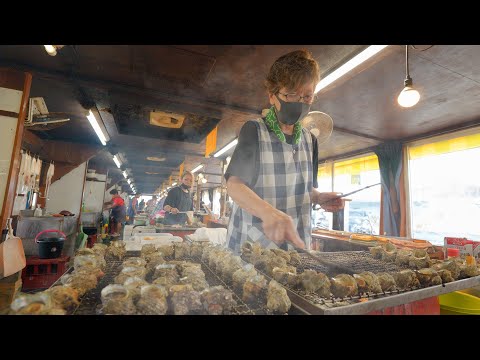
[374,141,403,236]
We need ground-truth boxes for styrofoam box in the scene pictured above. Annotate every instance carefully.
[123,225,158,239]
[125,236,183,251]
[133,234,175,242]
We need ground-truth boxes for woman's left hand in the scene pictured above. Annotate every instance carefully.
[313,191,345,212]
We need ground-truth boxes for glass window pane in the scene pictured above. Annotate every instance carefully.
[408,145,480,245]
[334,168,381,234]
[314,156,381,234]
[313,163,333,230]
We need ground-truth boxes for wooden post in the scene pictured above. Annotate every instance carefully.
[0,68,32,230]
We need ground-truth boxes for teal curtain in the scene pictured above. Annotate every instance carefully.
[374,141,403,236]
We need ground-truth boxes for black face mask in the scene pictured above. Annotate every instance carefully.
[181,183,190,190]
[275,95,311,125]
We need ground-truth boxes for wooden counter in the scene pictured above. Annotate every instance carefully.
[311,231,370,252]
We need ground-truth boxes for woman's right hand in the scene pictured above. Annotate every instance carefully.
[261,208,305,250]
[170,207,179,214]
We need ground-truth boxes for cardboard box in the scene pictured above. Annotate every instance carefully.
[444,237,480,257]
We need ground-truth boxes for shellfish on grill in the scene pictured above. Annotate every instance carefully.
[353,271,382,294]
[330,274,358,298]
[376,272,397,292]
[266,280,291,314]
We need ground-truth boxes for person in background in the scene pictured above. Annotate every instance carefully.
[163,171,194,225]
[104,189,126,237]
[146,195,158,214]
[138,198,145,212]
[127,193,140,224]
[225,49,344,254]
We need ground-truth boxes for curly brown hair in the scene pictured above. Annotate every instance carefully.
[265,49,320,95]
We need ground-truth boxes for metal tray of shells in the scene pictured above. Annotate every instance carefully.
[240,243,480,315]
[43,241,480,316]
[62,241,303,315]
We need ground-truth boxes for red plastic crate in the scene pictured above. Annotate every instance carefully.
[21,256,70,290]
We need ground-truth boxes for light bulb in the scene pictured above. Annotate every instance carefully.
[397,86,420,108]
[201,178,207,184]
[44,45,57,56]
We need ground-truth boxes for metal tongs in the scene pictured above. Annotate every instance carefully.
[290,245,354,275]
[312,183,381,211]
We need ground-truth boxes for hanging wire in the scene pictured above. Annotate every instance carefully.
[410,45,435,52]
[405,45,410,79]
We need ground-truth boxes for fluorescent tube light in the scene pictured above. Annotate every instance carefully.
[191,164,204,173]
[44,45,57,56]
[86,110,107,146]
[172,182,177,186]
[213,138,238,158]
[122,171,128,179]
[113,155,121,168]
[315,45,389,93]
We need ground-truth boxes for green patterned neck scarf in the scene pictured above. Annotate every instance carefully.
[264,106,302,145]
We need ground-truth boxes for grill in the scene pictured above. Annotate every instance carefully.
[244,250,480,315]
[297,251,403,276]
[196,256,269,315]
[65,251,282,315]
[73,258,124,315]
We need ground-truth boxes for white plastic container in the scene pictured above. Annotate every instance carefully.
[125,235,183,251]
[34,205,43,217]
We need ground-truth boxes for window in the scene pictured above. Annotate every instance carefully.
[212,188,221,216]
[202,190,211,206]
[314,162,333,229]
[333,155,381,234]
[315,154,381,234]
[407,129,480,245]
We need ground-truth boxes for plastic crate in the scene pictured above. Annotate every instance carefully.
[21,256,70,290]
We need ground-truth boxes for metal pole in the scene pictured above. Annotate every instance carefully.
[221,160,227,218]
[196,175,201,212]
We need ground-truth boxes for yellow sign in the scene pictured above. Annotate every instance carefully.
[205,127,218,157]
[179,162,184,178]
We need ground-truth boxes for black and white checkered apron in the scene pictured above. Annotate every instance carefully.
[227,118,313,254]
